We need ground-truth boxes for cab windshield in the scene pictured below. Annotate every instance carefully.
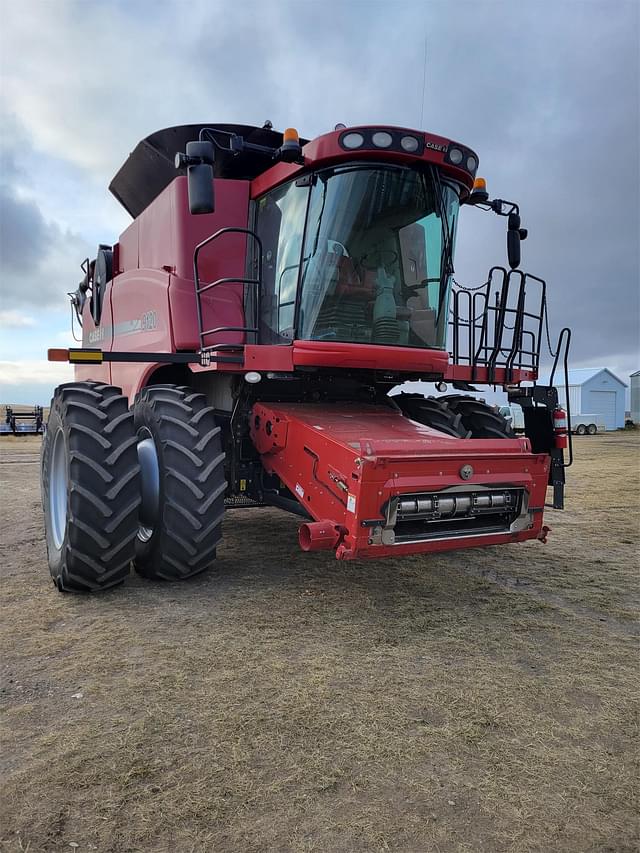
[255,164,460,349]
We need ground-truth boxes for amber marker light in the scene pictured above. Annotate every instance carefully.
[48,349,69,362]
[48,348,104,363]
[279,127,302,163]
[469,176,489,204]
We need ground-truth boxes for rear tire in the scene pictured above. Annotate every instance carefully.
[440,395,515,439]
[41,382,141,592]
[587,423,597,435]
[133,385,226,581]
[393,393,469,437]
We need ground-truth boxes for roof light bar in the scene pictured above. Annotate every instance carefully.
[342,132,365,149]
[371,131,393,148]
[336,128,479,176]
[444,142,479,176]
[338,128,424,156]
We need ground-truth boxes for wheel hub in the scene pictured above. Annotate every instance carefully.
[137,428,160,542]
[50,429,68,550]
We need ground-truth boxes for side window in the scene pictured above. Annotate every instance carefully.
[255,180,309,344]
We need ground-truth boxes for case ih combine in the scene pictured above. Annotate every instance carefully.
[42,122,571,592]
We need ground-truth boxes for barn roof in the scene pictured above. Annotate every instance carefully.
[538,367,628,387]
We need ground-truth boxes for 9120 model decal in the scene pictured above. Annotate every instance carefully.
[87,311,158,345]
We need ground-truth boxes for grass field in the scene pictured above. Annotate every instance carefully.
[1,431,638,852]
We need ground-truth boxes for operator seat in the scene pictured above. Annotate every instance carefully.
[303,252,372,341]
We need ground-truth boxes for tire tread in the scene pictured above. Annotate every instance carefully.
[133,385,226,581]
[41,381,141,592]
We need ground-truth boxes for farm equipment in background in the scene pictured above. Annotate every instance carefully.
[569,414,605,436]
[42,121,571,592]
[1,405,44,436]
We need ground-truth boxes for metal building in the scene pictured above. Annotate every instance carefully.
[539,367,627,431]
[631,370,640,424]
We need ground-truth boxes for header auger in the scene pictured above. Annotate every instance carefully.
[43,121,571,592]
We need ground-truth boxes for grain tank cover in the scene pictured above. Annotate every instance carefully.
[109,123,306,218]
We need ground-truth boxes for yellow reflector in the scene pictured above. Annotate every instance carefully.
[68,350,103,363]
[283,127,299,142]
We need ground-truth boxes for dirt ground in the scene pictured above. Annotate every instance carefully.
[1,431,638,853]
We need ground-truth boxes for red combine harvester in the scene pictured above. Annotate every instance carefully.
[42,122,571,592]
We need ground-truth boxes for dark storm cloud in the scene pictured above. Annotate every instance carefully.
[0,183,50,273]
[0,164,91,310]
[0,111,92,312]
[401,0,640,374]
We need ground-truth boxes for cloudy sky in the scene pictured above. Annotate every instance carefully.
[1,0,638,404]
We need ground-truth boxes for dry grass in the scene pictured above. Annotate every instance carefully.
[1,433,638,852]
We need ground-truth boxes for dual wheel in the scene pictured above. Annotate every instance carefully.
[41,383,225,592]
[394,392,514,439]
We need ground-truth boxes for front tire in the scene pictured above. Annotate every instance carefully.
[393,393,469,437]
[440,395,515,439]
[133,385,226,581]
[41,382,141,592]
[576,424,587,436]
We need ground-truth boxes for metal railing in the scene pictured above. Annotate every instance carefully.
[193,227,263,353]
[449,266,547,382]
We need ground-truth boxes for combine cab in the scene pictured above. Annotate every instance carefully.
[42,121,571,591]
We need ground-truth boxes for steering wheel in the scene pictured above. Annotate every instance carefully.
[327,239,349,257]
[358,248,398,270]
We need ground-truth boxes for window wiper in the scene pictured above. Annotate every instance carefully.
[310,174,329,258]
[431,167,454,278]
[425,168,455,319]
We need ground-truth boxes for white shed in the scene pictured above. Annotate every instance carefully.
[631,370,640,424]
[539,367,627,431]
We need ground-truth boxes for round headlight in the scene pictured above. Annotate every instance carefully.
[400,135,419,152]
[372,131,393,148]
[448,147,463,165]
[466,155,477,172]
[341,132,364,149]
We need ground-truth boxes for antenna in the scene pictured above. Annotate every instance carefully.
[419,35,428,129]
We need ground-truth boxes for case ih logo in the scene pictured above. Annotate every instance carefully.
[87,326,106,344]
[87,311,157,344]
[425,139,447,152]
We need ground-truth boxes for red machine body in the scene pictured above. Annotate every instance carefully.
[76,125,537,397]
[57,120,569,568]
[250,402,548,559]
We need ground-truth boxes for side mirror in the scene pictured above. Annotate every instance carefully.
[91,245,112,325]
[175,141,215,215]
[507,229,521,269]
[507,212,521,269]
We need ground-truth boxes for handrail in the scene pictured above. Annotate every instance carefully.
[197,275,260,295]
[449,266,546,380]
[549,326,573,468]
[193,227,263,348]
